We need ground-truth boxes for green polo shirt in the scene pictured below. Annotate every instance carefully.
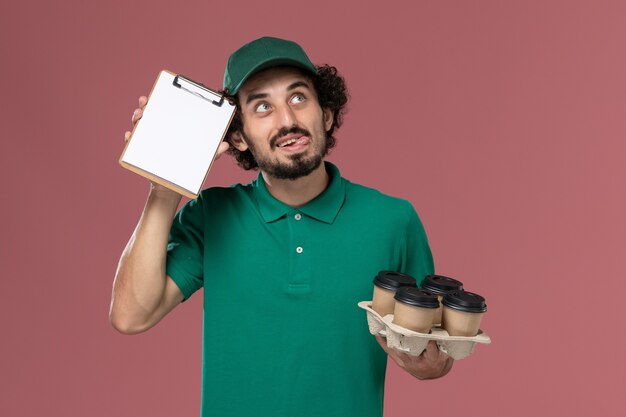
[166,162,434,417]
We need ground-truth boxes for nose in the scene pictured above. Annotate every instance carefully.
[276,103,297,127]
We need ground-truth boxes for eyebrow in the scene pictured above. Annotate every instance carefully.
[286,80,311,91]
[244,80,312,105]
[245,92,268,105]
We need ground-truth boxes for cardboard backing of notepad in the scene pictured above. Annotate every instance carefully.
[358,301,491,359]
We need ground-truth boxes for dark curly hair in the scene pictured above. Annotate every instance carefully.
[222,64,349,170]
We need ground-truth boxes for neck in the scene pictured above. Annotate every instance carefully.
[261,162,329,208]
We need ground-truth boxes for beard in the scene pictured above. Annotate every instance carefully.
[242,125,328,180]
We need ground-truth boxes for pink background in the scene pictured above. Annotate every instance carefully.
[1,1,624,416]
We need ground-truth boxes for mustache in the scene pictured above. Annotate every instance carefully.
[270,126,311,149]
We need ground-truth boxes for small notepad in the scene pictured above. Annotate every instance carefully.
[120,70,236,198]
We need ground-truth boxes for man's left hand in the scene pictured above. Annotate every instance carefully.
[375,336,454,380]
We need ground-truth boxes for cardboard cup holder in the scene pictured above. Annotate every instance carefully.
[358,301,491,360]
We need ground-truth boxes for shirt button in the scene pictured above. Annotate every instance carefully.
[296,246,303,254]
[294,213,302,220]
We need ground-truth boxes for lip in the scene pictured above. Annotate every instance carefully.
[277,136,310,153]
[275,133,305,148]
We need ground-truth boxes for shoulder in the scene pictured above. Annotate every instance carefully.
[338,178,430,251]
[343,179,417,217]
[179,182,255,214]
[197,182,252,201]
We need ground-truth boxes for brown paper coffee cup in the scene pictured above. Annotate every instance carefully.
[391,287,439,333]
[371,271,417,316]
[371,285,397,316]
[442,307,484,336]
[393,301,436,333]
[434,295,444,325]
[441,291,487,337]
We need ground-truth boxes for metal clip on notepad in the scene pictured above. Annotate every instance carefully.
[173,74,225,106]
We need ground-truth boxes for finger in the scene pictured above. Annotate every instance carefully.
[423,340,440,362]
[442,357,454,376]
[138,96,148,108]
[396,351,413,364]
[124,131,131,142]
[215,141,230,160]
[374,336,405,368]
[386,348,406,368]
[132,108,143,125]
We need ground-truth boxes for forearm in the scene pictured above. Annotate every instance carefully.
[110,186,182,333]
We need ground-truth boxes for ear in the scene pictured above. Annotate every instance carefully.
[229,131,249,152]
[322,107,334,132]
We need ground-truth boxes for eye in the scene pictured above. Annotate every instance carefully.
[255,102,271,113]
[290,94,305,104]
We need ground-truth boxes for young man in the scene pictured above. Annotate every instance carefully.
[111,37,453,417]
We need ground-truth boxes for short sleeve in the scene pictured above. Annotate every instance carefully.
[400,202,435,286]
[166,196,205,300]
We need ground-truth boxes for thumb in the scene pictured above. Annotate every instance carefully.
[423,340,440,361]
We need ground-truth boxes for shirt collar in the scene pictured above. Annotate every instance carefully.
[252,161,346,224]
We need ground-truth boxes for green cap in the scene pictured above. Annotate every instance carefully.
[223,36,317,95]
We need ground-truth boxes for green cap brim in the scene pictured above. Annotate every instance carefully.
[228,57,317,95]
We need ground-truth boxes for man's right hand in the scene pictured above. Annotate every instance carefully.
[123,95,232,195]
